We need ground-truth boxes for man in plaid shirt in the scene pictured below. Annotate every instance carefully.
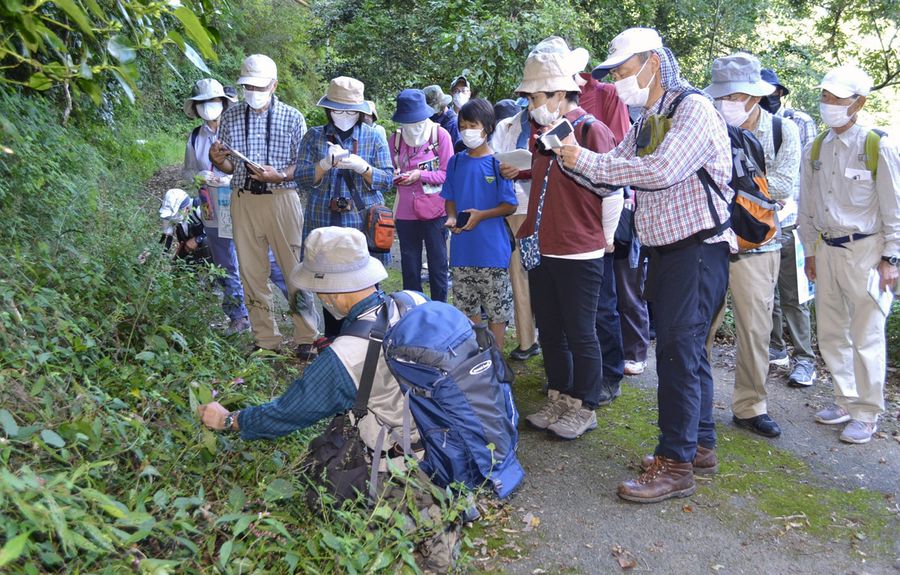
[210,54,318,360]
[556,28,734,503]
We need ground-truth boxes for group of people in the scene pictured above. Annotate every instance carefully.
[193,27,898,506]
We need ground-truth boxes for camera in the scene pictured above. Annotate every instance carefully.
[243,162,268,194]
[329,196,352,212]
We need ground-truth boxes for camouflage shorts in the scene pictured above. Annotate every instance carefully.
[451,266,513,323]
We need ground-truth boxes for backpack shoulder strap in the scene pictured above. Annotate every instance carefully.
[392,129,401,167]
[190,125,202,149]
[580,115,595,142]
[865,129,885,177]
[809,130,829,165]
[665,89,701,119]
[772,115,783,156]
[429,122,439,153]
[351,303,389,420]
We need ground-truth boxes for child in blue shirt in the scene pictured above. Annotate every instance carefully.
[441,98,518,346]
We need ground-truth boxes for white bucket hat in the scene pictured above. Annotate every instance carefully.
[316,76,372,114]
[516,38,590,94]
[182,78,237,118]
[818,65,873,98]
[159,188,191,220]
[291,227,387,294]
[237,54,277,88]
[592,27,664,77]
[704,53,775,98]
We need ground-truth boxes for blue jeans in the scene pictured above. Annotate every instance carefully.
[529,257,604,408]
[396,217,449,302]
[645,241,729,462]
[596,255,624,390]
[206,226,288,321]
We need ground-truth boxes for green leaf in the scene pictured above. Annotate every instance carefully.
[135,350,155,362]
[201,429,217,453]
[227,485,246,511]
[183,42,210,74]
[111,68,135,103]
[218,539,233,565]
[0,409,19,437]
[26,73,53,91]
[232,515,253,537]
[107,35,136,63]
[188,388,199,414]
[173,6,215,60]
[0,531,30,567]
[264,478,295,502]
[52,0,94,36]
[40,429,65,447]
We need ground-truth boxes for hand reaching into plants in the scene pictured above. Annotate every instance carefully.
[198,402,229,430]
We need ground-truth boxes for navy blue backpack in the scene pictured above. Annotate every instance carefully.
[348,292,525,499]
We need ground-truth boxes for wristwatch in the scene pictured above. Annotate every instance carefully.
[223,411,238,432]
[277,170,288,183]
[883,255,899,266]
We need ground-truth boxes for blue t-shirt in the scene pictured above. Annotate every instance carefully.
[440,152,517,268]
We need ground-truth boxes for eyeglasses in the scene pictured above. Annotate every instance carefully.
[330,109,360,116]
[241,83,272,92]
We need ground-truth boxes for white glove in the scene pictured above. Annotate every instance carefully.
[337,153,370,175]
[318,144,345,171]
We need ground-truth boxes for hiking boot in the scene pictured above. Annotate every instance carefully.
[624,360,646,376]
[547,404,597,440]
[525,390,571,429]
[732,413,782,438]
[641,445,718,476]
[768,347,790,368]
[787,360,816,388]
[509,343,541,361]
[617,456,696,503]
[814,403,851,425]
[596,382,622,407]
[839,420,877,444]
[294,343,317,361]
[224,316,251,336]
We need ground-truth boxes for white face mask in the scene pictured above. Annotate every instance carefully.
[530,95,562,126]
[614,59,656,108]
[819,101,854,128]
[452,92,469,108]
[715,98,753,127]
[245,88,271,110]
[319,296,346,320]
[401,120,430,147]
[332,111,360,132]
[461,128,485,149]
[197,101,223,122]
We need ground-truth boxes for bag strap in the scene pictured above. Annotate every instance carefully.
[516,110,531,150]
[865,129,885,177]
[809,130,828,168]
[772,115,783,157]
[351,302,389,420]
[190,125,202,149]
[392,129,401,168]
[330,130,366,212]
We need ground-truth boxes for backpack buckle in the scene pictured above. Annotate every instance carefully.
[812,160,822,171]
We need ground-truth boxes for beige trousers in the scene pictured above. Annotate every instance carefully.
[708,251,780,418]
[506,214,537,351]
[231,188,317,349]
[815,235,886,423]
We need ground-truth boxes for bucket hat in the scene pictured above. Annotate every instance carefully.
[317,76,371,113]
[516,46,588,94]
[291,227,388,293]
[760,69,790,96]
[423,85,452,114]
[183,78,236,118]
[704,53,775,98]
[392,89,434,124]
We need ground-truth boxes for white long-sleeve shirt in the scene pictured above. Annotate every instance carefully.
[798,123,900,259]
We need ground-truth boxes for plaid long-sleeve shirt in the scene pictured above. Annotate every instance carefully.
[295,123,394,262]
[218,97,306,191]
[565,91,737,250]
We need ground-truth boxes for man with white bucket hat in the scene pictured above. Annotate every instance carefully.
[209,54,319,359]
[799,64,899,444]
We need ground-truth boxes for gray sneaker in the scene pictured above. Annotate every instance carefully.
[525,390,571,429]
[547,403,597,440]
[787,361,816,387]
[839,420,877,444]
[814,403,851,425]
[224,316,251,336]
[768,347,790,368]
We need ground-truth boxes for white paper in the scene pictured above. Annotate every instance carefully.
[494,149,533,171]
[867,268,894,315]
[794,229,815,305]
[216,186,234,239]
[226,146,264,171]
[844,167,872,181]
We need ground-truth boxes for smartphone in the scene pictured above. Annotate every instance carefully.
[536,119,574,152]
[455,211,471,228]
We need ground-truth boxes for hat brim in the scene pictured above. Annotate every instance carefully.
[704,80,776,99]
[392,107,434,124]
[817,81,855,99]
[291,257,388,294]
[317,96,371,114]
[428,94,452,114]
[515,76,581,94]
[183,99,198,119]
[237,76,274,88]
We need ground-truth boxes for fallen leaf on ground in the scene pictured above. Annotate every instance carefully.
[611,545,638,570]
[522,512,540,532]
[682,505,693,513]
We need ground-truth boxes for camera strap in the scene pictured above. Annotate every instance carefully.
[244,104,274,166]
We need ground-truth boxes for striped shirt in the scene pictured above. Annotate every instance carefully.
[776,106,817,228]
[565,91,737,251]
[218,96,306,191]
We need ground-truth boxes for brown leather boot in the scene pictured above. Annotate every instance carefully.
[640,446,718,475]
[618,456,696,503]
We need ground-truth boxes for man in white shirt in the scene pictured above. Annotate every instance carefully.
[798,65,900,444]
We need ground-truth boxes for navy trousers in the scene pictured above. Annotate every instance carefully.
[596,254,624,390]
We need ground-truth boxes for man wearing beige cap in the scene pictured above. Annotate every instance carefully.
[798,65,900,444]
[704,52,801,440]
[557,28,734,503]
[295,77,394,339]
[209,54,318,359]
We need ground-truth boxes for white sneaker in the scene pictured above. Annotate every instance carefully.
[526,390,571,429]
[624,360,646,376]
[814,403,851,425]
[547,402,597,440]
[839,420,877,444]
